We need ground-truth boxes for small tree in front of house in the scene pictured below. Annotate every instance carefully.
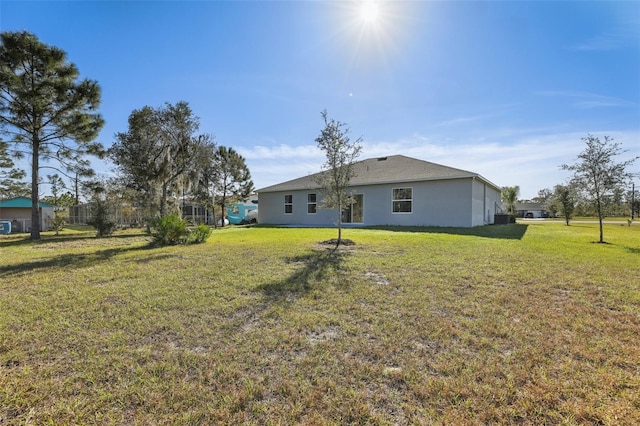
[85,181,116,237]
[561,134,638,243]
[47,174,67,235]
[87,197,116,237]
[315,110,362,247]
[553,184,576,226]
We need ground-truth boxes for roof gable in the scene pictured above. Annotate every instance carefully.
[257,155,499,193]
[0,197,54,208]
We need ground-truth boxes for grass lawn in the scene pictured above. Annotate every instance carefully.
[1,222,639,424]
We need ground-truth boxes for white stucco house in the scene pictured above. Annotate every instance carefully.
[515,202,549,218]
[256,155,502,228]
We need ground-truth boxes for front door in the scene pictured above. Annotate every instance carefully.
[342,194,363,224]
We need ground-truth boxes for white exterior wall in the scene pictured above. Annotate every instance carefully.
[258,177,499,228]
[471,178,502,226]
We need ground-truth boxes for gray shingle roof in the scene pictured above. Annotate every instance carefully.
[257,155,500,193]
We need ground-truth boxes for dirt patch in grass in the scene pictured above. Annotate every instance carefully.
[319,238,356,246]
[34,235,149,250]
[364,271,390,286]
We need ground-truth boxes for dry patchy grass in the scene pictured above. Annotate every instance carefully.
[1,223,639,424]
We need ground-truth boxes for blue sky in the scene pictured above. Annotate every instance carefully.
[1,0,639,199]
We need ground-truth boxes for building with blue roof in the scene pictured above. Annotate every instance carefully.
[0,197,54,233]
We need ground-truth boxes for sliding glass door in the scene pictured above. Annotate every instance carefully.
[342,194,363,224]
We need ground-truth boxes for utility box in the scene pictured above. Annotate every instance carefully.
[0,220,11,235]
[494,214,510,225]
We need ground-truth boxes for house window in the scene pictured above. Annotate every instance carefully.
[307,193,317,214]
[284,194,293,214]
[392,187,412,213]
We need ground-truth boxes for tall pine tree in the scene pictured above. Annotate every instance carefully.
[0,31,104,239]
[212,146,254,227]
[0,138,27,199]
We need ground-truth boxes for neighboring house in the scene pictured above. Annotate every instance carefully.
[180,202,215,225]
[227,195,259,225]
[515,202,549,218]
[0,197,54,233]
[181,194,259,225]
[256,155,502,228]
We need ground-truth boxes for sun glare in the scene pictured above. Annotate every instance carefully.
[333,0,410,69]
[360,1,380,24]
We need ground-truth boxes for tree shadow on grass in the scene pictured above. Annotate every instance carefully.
[0,242,169,278]
[258,246,350,299]
[0,231,147,248]
[611,243,640,254]
[365,223,529,240]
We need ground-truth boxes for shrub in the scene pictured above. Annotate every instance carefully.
[188,223,212,244]
[149,213,188,245]
[51,212,66,236]
[150,215,213,246]
[87,199,117,237]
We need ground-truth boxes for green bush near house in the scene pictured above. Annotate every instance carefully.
[149,213,189,245]
[149,214,213,246]
[86,200,117,237]
[188,223,213,244]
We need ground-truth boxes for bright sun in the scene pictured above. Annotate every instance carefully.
[360,2,380,24]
